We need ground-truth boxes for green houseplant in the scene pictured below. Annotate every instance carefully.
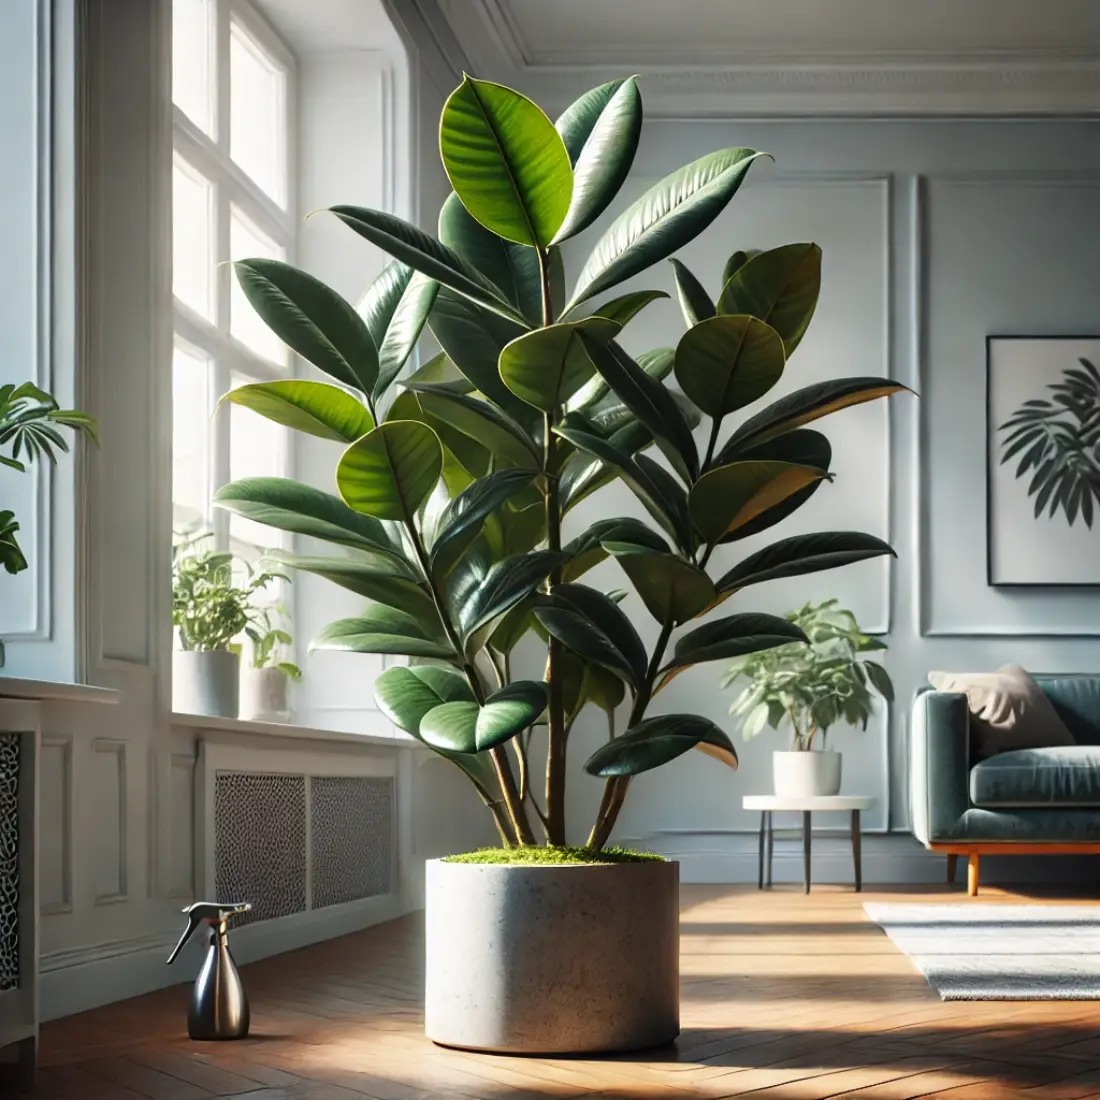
[722,599,894,796]
[171,537,285,718]
[240,602,301,722]
[210,73,907,1052]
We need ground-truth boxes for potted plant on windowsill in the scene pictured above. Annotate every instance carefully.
[208,73,908,1054]
[239,603,301,722]
[722,599,894,797]
[171,537,285,718]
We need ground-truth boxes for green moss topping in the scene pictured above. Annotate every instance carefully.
[443,845,664,866]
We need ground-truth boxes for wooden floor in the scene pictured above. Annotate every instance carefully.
[9,884,1100,1100]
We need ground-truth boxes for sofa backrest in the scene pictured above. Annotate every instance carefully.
[1035,675,1100,745]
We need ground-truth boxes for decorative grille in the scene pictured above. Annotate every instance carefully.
[310,776,394,909]
[0,734,20,991]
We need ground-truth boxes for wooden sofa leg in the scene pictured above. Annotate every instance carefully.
[967,853,980,897]
[946,853,958,884]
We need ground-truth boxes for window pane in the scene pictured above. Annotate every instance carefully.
[173,0,214,135]
[173,343,213,534]
[173,157,214,320]
[230,20,286,204]
[230,207,287,364]
[230,374,287,549]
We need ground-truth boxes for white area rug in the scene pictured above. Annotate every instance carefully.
[863,903,1100,1000]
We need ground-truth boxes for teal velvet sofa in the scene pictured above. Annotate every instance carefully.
[911,674,1100,895]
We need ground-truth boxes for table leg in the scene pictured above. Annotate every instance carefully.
[852,809,863,892]
[757,811,765,889]
[765,811,773,887]
[802,811,812,894]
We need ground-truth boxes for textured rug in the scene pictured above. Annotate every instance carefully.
[863,903,1100,1000]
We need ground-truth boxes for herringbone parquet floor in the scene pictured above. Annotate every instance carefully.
[9,884,1100,1100]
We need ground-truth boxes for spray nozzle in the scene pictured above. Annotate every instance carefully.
[166,900,252,965]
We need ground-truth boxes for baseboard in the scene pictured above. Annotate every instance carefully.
[40,894,412,1021]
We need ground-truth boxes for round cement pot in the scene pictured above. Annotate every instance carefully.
[172,650,239,718]
[239,666,291,723]
[425,858,679,1054]
[773,749,842,797]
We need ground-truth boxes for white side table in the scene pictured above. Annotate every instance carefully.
[743,795,877,894]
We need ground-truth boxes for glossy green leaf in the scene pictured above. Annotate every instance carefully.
[635,453,694,550]
[580,335,698,483]
[419,680,548,754]
[864,660,895,703]
[336,420,442,522]
[567,344,673,413]
[488,596,537,655]
[264,551,438,622]
[566,147,769,311]
[430,468,539,576]
[674,315,785,419]
[482,500,546,559]
[715,532,896,595]
[410,387,540,469]
[499,317,621,412]
[374,273,438,398]
[212,478,405,562]
[584,713,737,777]
[585,664,627,717]
[533,581,647,688]
[717,242,821,356]
[669,258,715,327]
[403,351,473,394]
[233,259,378,393]
[603,543,716,625]
[552,77,642,243]
[662,613,807,673]
[588,289,669,327]
[329,205,527,325]
[222,380,374,442]
[715,430,831,541]
[448,549,565,644]
[310,606,454,659]
[720,377,910,455]
[440,76,572,248]
[721,249,756,288]
[561,516,667,582]
[357,261,412,352]
[690,460,828,544]
[373,664,473,732]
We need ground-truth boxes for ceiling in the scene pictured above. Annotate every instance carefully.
[425,0,1100,115]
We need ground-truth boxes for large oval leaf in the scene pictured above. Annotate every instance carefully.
[552,77,642,243]
[690,460,828,544]
[336,420,442,522]
[329,205,527,325]
[604,543,715,625]
[661,613,807,673]
[419,680,548,754]
[674,315,785,420]
[500,317,621,412]
[715,531,896,596]
[310,606,454,659]
[440,76,572,248]
[222,380,374,442]
[717,243,821,356]
[584,714,737,777]
[566,147,768,312]
[669,258,715,327]
[374,273,438,399]
[374,664,474,733]
[234,259,377,392]
[212,477,405,561]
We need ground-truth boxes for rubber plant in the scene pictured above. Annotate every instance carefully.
[212,74,907,850]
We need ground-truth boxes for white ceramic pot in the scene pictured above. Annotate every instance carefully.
[425,858,680,1054]
[239,666,291,723]
[172,650,239,718]
[773,749,842,797]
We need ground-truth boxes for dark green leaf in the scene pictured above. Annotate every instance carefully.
[222,380,374,442]
[721,249,756,287]
[587,289,669,327]
[336,420,442,522]
[604,543,715,624]
[669,258,715,327]
[449,549,565,644]
[584,713,737,777]
[410,386,540,468]
[864,660,895,703]
[568,344,673,413]
[358,261,411,352]
[420,680,548,754]
[662,613,807,673]
[375,273,438,398]
[561,516,668,582]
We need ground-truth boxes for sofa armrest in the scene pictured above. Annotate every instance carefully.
[910,690,971,846]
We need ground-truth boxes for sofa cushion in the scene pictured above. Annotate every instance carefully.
[970,746,1100,808]
[1035,676,1100,746]
[927,665,1075,759]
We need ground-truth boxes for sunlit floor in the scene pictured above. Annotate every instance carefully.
[10,884,1100,1099]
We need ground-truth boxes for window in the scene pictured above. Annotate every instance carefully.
[171,0,295,568]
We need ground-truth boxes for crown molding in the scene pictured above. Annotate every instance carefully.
[430,0,1100,117]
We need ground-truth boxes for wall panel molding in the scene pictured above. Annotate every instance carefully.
[40,734,73,915]
[91,737,128,905]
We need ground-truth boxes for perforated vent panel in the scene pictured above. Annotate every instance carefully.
[214,773,306,926]
[311,776,394,909]
[0,734,20,991]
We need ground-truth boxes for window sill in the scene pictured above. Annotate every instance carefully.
[171,710,422,750]
[0,676,120,705]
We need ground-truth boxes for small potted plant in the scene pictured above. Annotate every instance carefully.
[171,536,285,718]
[239,601,301,722]
[722,599,894,797]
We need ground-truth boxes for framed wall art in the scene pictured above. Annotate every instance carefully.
[987,335,1100,587]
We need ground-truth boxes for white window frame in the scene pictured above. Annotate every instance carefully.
[172,0,297,552]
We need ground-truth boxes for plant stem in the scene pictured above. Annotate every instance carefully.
[587,618,676,848]
[407,520,534,844]
[702,414,723,473]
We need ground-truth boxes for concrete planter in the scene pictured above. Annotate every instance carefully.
[425,858,679,1054]
[773,749,842,797]
[239,666,291,722]
[172,650,239,718]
